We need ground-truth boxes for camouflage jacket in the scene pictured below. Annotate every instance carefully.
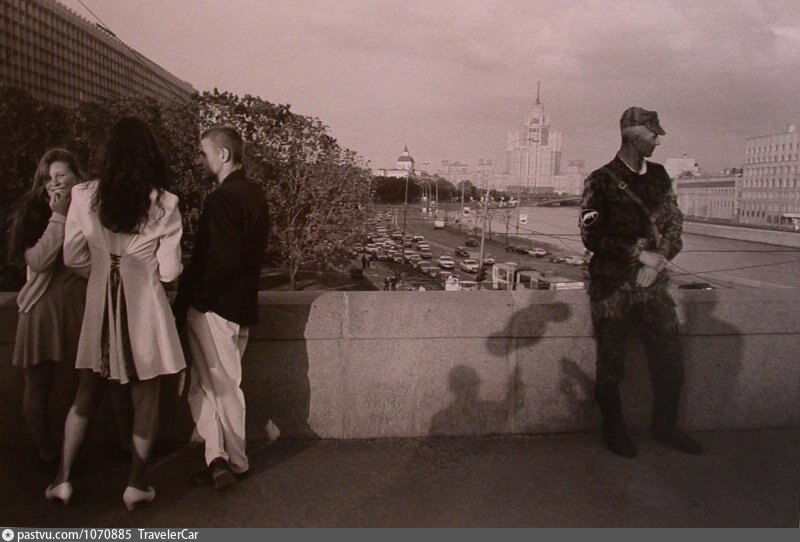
[580,156,683,299]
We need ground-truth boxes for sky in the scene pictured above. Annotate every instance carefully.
[60,0,800,174]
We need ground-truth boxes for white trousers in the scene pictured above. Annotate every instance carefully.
[186,307,250,473]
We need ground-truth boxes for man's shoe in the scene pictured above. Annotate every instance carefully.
[603,421,638,459]
[653,429,703,455]
[210,458,236,490]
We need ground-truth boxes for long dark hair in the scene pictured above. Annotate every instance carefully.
[7,148,85,267]
[93,117,168,233]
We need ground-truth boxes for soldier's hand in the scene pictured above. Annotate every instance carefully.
[635,265,659,288]
[638,250,667,272]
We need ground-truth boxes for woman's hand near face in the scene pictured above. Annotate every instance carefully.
[49,187,71,216]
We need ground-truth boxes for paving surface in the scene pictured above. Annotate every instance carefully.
[2,429,799,527]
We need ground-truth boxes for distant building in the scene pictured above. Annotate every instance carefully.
[551,159,585,195]
[373,145,416,178]
[666,155,700,179]
[505,84,562,192]
[740,124,800,228]
[437,160,470,184]
[675,173,738,222]
[1,0,195,107]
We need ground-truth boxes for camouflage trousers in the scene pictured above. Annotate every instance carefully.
[590,286,683,432]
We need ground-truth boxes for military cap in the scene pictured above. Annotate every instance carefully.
[620,106,666,136]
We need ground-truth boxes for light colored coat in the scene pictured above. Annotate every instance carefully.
[64,181,186,383]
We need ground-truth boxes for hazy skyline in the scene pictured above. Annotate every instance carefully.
[60,0,800,174]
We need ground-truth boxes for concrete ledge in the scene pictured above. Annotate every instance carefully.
[684,221,800,247]
[1,288,799,445]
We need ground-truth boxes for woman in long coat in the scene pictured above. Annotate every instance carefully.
[46,117,185,511]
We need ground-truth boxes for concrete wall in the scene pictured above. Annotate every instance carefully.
[1,289,799,446]
[684,221,800,247]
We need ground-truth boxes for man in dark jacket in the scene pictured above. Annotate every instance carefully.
[174,126,269,489]
[580,107,702,459]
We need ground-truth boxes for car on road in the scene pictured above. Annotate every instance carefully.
[391,252,403,263]
[454,246,470,257]
[438,271,453,283]
[417,242,430,250]
[436,256,456,269]
[678,282,715,290]
[465,237,479,247]
[419,248,433,259]
[353,243,364,253]
[482,254,495,266]
[546,255,565,264]
[391,232,403,240]
[365,243,378,254]
[564,256,586,266]
[460,259,480,273]
[427,266,443,278]
[416,261,433,274]
[527,248,548,258]
[408,254,422,265]
[413,235,425,242]
[507,245,531,255]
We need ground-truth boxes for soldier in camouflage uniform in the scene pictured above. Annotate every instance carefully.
[579,107,703,458]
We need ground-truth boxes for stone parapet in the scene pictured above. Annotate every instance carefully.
[0,289,798,445]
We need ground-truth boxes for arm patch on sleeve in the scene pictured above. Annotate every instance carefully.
[580,208,599,227]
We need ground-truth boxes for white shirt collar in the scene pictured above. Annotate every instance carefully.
[619,156,647,175]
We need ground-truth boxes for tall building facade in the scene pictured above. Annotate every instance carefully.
[1,0,195,107]
[505,85,562,192]
[551,159,585,195]
[740,124,800,227]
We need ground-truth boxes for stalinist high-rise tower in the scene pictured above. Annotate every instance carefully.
[505,83,562,193]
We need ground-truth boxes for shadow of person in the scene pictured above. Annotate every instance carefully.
[486,301,571,357]
[680,289,743,429]
[429,364,522,437]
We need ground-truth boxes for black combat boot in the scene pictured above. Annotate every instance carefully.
[596,384,637,458]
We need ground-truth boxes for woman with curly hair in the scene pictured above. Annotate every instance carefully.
[46,117,185,511]
[8,149,88,470]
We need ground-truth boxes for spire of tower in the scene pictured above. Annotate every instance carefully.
[535,82,541,105]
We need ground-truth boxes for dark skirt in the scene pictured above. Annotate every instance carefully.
[12,263,87,368]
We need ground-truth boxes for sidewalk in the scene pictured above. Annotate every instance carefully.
[2,429,798,527]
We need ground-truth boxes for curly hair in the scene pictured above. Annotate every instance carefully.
[7,148,85,267]
[93,117,168,233]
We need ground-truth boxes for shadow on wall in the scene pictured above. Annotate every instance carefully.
[242,300,321,444]
[681,290,743,429]
[428,301,573,437]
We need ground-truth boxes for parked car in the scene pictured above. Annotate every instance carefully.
[527,248,548,257]
[417,261,433,274]
[465,237,479,247]
[454,246,470,257]
[436,256,456,269]
[546,255,565,264]
[678,282,715,290]
[482,254,495,265]
[564,256,586,266]
[505,245,528,255]
[419,248,433,259]
[427,266,443,278]
[460,259,480,273]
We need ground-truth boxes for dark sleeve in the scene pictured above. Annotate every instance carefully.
[580,172,638,261]
[192,191,243,311]
[655,185,683,260]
